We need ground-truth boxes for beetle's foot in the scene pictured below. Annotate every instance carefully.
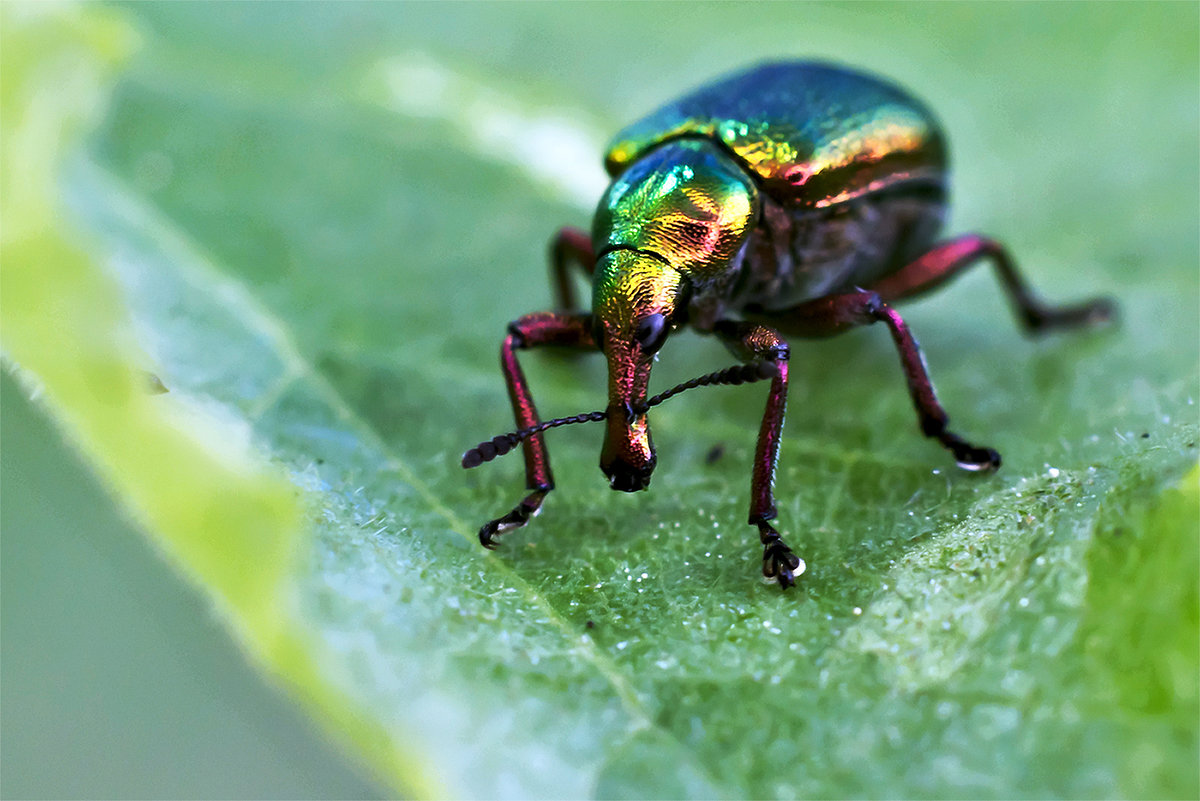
[757,521,806,590]
[938,430,1001,473]
[1023,296,1117,335]
[479,489,548,549]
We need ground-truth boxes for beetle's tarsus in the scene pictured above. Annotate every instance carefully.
[479,490,548,548]
[757,521,805,590]
[1088,297,1119,325]
[479,527,501,549]
[920,415,1001,473]
[1022,296,1118,335]
[934,430,1001,472]
[955,445,1002,472]
[945,434,1000,471]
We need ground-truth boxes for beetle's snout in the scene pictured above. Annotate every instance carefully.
[600,404,656,492]
[602,453,655,492]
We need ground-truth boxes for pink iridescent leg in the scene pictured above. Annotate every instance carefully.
[549,227,596,312]
[871,235,1115,334]
[480,311,598,547]
[713,320,803,589]
[756,290,1000,471]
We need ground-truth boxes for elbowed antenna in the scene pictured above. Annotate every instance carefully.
[462,361,778,469]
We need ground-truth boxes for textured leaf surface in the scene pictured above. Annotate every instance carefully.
[4,3,1197,798]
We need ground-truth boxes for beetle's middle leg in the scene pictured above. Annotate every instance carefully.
[870,234,1115,334]
[480,311,599,547]
[550,227,596,312]
[753,290,1001,472]
[712,320,804,590]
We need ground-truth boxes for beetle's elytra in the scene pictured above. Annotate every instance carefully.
[462,61,1113,590]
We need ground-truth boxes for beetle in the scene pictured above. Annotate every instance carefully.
[462,61,1113,589]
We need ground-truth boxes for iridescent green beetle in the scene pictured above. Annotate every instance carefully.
[463,61,1112,589]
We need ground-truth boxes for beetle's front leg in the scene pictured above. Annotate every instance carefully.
[480,311,599,547]
[712,320,805,590]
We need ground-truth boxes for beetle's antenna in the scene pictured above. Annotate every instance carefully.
[462,411,607,468]
[639,360,777,411]
[462,361,779,468]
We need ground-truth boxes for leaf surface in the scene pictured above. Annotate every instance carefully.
[4,3,1197,798]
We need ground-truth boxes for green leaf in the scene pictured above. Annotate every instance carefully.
[4,2,1197,798]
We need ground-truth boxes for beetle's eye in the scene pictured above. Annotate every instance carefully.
[635,313,668,354]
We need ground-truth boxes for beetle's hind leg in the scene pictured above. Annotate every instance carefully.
[871,235,1115,334]
[712,320,805,590]
[550,227,597,312]
[749,291,1001,473]
[479,312,599,548]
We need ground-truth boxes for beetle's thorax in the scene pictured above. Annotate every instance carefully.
[593,138,759,285]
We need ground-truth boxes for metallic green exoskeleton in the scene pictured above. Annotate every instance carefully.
[463,61,1113,590]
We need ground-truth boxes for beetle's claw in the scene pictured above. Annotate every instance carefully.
[478,490,548,549]
[757,521,806,591]
[479,521,503,549]
[952,444,1001,473]
[936,430,1001,473]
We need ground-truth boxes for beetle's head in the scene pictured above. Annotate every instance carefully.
[591,250,681,491]
[591,139,758,491]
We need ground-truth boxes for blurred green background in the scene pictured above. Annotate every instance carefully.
[1,372,383,798]
[3,2,1197,799]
